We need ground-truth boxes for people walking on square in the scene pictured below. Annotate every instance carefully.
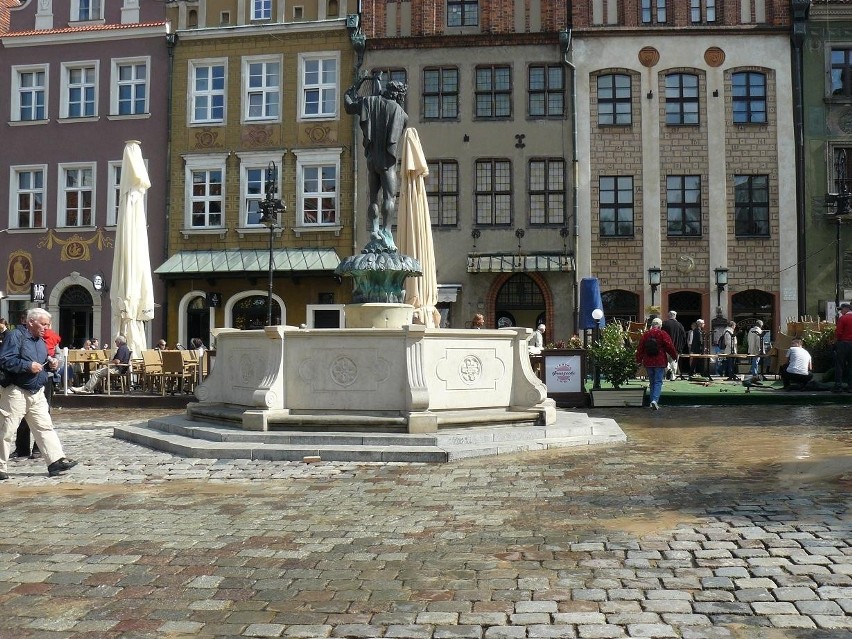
[636,317,678,410]
[747,320,764,378]
[780,338,813,391]
[71,335,131,394]
[661,311,686,380]
[688,319,706,378]
[834,302,852,392]
[719,321,739,380]
[0,308,78,480]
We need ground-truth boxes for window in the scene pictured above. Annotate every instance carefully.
[529,159,565,225]
[10,167,45,229]
[475,159,511,225]
[599,176,634,237]
[665,73,699,125]
[734,175,769,237]
[528,65,564,118]
[666,175,701,237]
[60,165,94,227]
[447,0,478,27]
[73,0,102,21]
[597,74,632,125]
[244,56,280,121]
[183,155,227,229]
[190,60,226,124]
[13,66,47,122]
[690,0,716,23]
[237,152,282,227]
[294,148,342,228]
[252,0,271,20]
[732,71,766,124]
[475,66,511,119]
[62,63,98,118]
[107,162,121,226]
[300,53,338,119]
[426,160,458,226]
[423,67,458,119]
[641,0,667,24]
[112,58,149,116]
[831,49,852,97]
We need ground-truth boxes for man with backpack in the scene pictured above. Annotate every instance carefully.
[636,317,678,410]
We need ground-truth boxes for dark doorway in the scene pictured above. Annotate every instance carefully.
[186,295,210,346]
[602,289,640,325]
[667,291,702,332]
[58,285,93,348]
[732,289,775,343]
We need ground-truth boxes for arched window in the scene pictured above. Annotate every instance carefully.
[601,289,639,324]
[495,274,544,329]
[186,295,210,347]
[232,295,281,330]
[58,285,94,348]
[732,289,775,337]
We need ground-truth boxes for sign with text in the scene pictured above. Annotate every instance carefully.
[544,354,583,393]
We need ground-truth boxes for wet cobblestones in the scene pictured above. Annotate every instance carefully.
[0,406,849,638]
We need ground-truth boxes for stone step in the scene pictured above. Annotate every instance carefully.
[113,411,627,463]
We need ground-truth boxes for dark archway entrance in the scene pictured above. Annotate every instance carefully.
[602,289,640,325]
[186,295,210,347]
[495,274,545,331]
[58,285,93,348]
[732,289,775,341]
[667,291,703,333]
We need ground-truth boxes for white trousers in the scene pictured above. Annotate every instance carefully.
[0,385,65,472]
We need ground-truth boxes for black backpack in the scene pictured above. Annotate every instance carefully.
[717,332,727,350]
[645,335,660,356]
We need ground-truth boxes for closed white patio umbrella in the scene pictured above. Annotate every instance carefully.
[111,140,154,359]
[396,128,440,328]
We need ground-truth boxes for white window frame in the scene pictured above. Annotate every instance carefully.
[189,58,228,125]
[293,148,342,234]
[299,52,339,120]
[111,57,150,116]
[12,64,48,123]
[107,161,122,227]
[182,154,228,235]
[236,151,285,233]
[252,0,272,20]
[307,304,345,328]
[9,165,47,230]
[58,163,96,228]
[72,0,103,22]
[61,61,99,119]
[242,55,281,123]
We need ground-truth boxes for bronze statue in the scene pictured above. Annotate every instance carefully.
[344,73,408,252]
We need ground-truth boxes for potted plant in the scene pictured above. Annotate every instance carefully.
[588,321,644,407]
[803,326,836,381]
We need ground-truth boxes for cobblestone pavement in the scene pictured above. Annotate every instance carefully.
[0,406,849,639]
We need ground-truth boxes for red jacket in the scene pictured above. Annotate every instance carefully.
[43,329,61,357]
[636,327,678,368]
[837,310,852,343]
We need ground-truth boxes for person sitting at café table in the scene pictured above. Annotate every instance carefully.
[155,339,167,351]
[70,335,131,394]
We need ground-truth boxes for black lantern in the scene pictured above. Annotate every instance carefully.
[647,267,662,307]
[714,266,728,308]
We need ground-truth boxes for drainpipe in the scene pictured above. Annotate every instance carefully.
[560,28,578,334]
[163,29,178,342]
[791,1,810,318]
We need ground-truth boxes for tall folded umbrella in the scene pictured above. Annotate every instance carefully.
[111,140,154,359]
[396,128,441,327]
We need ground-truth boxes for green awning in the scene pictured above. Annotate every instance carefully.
[155,248,341,277]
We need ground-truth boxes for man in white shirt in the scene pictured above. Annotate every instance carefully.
[528,324,545,354]
[781,338,813,391]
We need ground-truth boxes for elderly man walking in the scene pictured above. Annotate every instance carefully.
[0,308,78,479]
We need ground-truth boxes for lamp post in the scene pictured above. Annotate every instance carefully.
[714,266,728,308]
[258,161,286,326]
[591,307,604,390]
[647,267,661,307]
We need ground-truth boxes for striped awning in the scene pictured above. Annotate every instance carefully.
[155,248,340,277]
[467,253,575,273]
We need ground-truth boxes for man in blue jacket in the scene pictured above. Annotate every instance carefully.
[0,308,77,479]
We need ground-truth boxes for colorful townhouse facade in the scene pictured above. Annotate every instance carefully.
[571,0,800,337]
[156,0,357,346]
[0,0,170,346]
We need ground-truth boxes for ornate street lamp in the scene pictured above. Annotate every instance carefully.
[647,267,662,307]
[258,162,286,326]
[714,266,729,308]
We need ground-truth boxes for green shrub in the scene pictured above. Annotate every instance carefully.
[589,322,637,388]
